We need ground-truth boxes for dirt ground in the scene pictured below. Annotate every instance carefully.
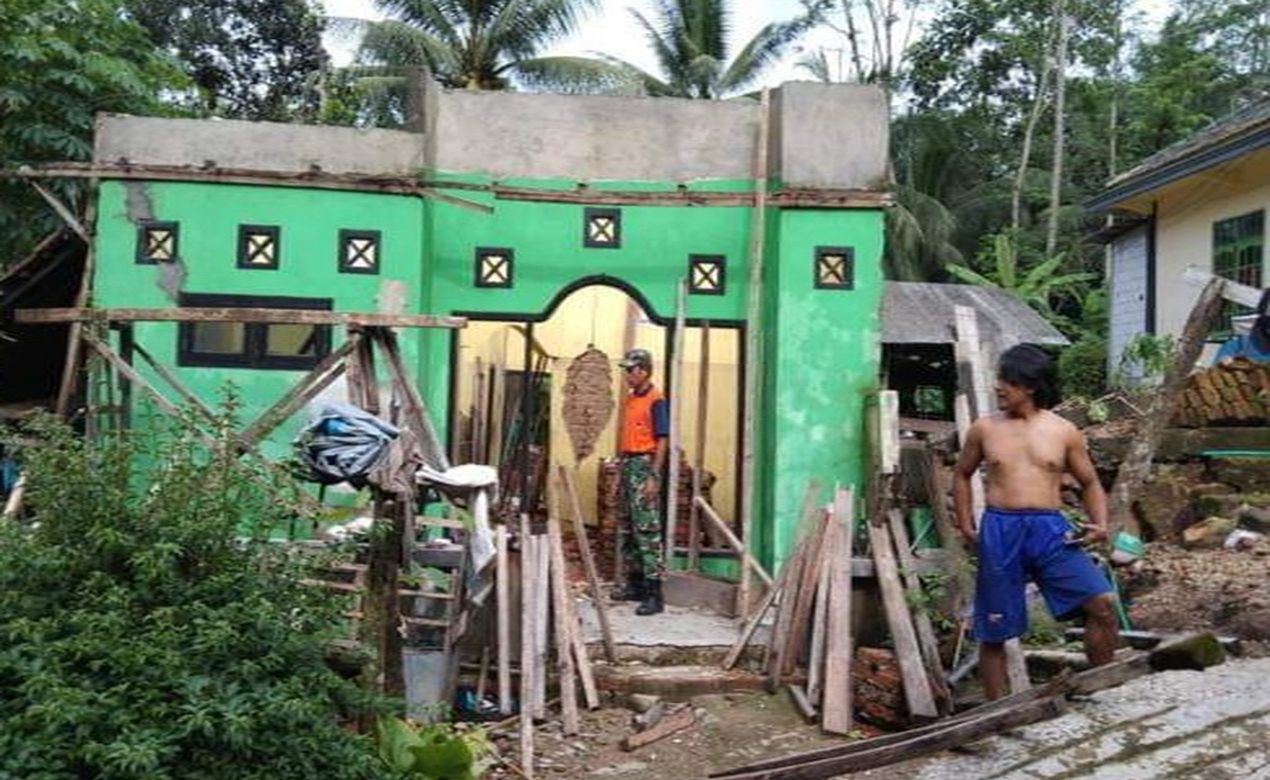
[1123,541,1270,656]
[486,691,881,779]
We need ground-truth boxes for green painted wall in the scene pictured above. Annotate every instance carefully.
[760,208,885,569]
[93,180,425,463]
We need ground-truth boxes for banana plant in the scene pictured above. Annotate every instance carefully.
[378,717,493,780]
[946,232,1096,322]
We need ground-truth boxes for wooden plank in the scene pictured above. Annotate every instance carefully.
[496,524,513,715]
[804,518,836,706]
[129,341,218,423]
[372,327,450,471]
[695,497,774,587]
[689,320,711,571]
[568,610,600,711]
[30,181,89,243]
[782,502,829,676]
[236,335,358,448]
[546,514,580,736]
[876,390,901,475]
[820,487,855,735]
[767,530,811,684]
[666,278,687,571]
[15,306,466,329]
[714,696,1066,779]
[531,533,550,719]
[620,707,697,752]
[887,508,951,715]
[560,466,617,664]
[866,518,939,719]
[1182,265,1262,307]
[721,582,782,671]
[738,88,771,618]
[518,515,536,778]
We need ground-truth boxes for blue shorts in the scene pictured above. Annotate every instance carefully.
[973,508,1113,643]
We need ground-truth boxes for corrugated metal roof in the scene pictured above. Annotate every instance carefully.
[882,282,1070,346]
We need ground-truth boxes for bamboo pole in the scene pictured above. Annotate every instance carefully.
[666,279,687,570]
[738,88,771,617]
[689,321,711,571]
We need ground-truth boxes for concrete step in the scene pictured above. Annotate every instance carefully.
[594,664,787,699]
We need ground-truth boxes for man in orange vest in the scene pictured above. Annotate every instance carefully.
[612,348,669,616]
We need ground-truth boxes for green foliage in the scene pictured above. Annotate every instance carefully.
[1115,332,1176,386]
[947,232,1097,323]
[377,718,493,780]
[124,0,329,121]
[1059,335,1108,400]
[0,0,186,263]
[0,415,388,779]
[604,0,822,99]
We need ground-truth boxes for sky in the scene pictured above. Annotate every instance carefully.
[320,0,1176,87]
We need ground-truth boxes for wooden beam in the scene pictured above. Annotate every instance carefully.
[546,514,580,736]
[518,514,536,778]
[887,508,951,715]
[1109,278,1226,536]
[16,307,466,329]
[129,341,218,423]
[689,320,711,571]
[54,183,96,419]
[1182,265,1262,307]
[559,466,617,663]
[804,516,833,707]
[29,181,88,243]
[666,278,687,572]
[496,524,513,715]
[694,496,774,587]
[820,487,855,735]
[236,336,358,449]
[866,517,939,719]
[371,327,450,471]
[738,88,771,618]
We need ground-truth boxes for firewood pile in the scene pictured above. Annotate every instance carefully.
[1171,358,1269,428]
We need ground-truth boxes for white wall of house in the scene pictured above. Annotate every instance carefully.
[1154,181,1269,342]
[1107,226,1149,380]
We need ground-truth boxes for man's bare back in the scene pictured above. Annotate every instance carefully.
[976,410,1075,510]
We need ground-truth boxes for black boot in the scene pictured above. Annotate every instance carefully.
[635,579,664,616]
[611,574,645,602]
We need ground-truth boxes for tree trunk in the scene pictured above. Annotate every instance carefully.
[1045,1,1070,258]
[1010,59,1052,233]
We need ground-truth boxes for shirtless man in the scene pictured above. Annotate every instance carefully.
[955,344,1119,700]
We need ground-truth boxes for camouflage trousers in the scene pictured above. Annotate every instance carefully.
[619,454,665,581]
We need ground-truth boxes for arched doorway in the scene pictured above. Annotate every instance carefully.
[448,282,743,579]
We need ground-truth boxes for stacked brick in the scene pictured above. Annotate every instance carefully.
[1172,358,1269,428]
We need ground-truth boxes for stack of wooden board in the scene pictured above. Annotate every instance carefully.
[1171,357,1269,427]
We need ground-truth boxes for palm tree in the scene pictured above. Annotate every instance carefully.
[350,0,623,93]
[605,0,822,99]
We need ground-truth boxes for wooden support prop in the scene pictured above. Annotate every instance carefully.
[689,320,711,570]
[738,88,771,618]
[1109,278,1226,537]
[54,184,96,419]
[820,487,855,735]
[237,336,358,449]
[1182,265,1262,307]
[666,278,687,570]
[866,518,939,720]
[30,181,89,243]
[715,696,1066,780]
[129,341,218,423]
[371,327,450,471]
[766,537,809,684]
[531,533,550,719]
[16,306,466,329]
[620,706,697,752]
[546,514,580,735]
[518,515,536,777]
[922,450,972,617]
[694,497,774,587]
[886,509,951,714]
[805,517,835,707]
[614,299,639,585]
[560,466,617,663]
[787,685,817,723]
[83,334,200,433]
[496,524,513,715]
[568,612,600,711]
[362,495,407,697]
[782,505,830,676]
[721,580,782,671]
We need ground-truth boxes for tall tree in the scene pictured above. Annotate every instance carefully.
[796,0,921,93]
[126,0,329,121]
[0,0,186,263]
[1045,0,1070,257]
[605,0,821,99]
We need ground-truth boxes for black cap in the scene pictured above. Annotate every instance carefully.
[618,348,653,370]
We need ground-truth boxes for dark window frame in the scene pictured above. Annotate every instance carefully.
[135,220,180,265]
[814,246,855,290]
[338,229,381,275]
[1212,209,1264,335]
[474,247,515,288]
[583,207,622,249]
[688,254,726,296]
[177,292,332,370]
[237,224,281,270]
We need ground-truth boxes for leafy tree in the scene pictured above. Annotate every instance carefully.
[605,0,821,99]
[0,0,185,264]
[124,0,329,121]
[0,414,387,779]
[947,232,1096,323]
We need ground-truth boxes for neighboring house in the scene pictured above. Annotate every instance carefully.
[12,82,892,570]
[1087,100,1269,377]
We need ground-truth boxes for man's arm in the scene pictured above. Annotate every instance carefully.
[953,420,985,544]
[649,397,670,501]
[1067,425,1110,544]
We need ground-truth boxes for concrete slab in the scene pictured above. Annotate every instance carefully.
[575,597,766,648]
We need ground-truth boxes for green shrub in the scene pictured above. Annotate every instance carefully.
[0,415,387,779]
[1059,336,1107,400]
